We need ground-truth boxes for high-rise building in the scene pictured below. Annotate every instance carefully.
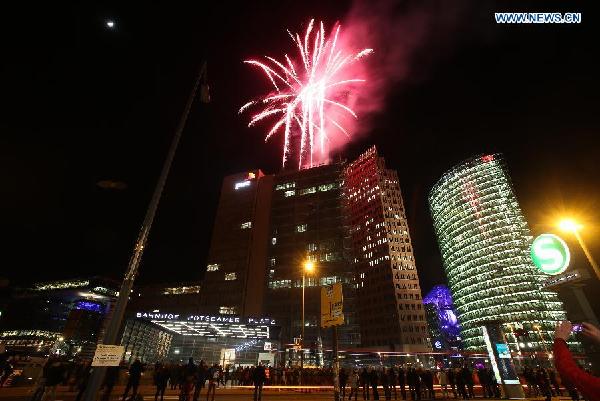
[199,170,273,316]
[428,154,566,351]
[265,163,360,357]
[344,146,430,351]
[200,146,430,355]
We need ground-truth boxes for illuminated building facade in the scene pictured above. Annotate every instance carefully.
[344,146,430,351]
[127,281,202,315]
[125,311,279,365]
[265,163,360,356]
[0,277,118,357]
[429,154,566,351]
[200,170,274,316]
[423,285,461,350]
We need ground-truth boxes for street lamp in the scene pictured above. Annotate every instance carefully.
[558,219,600,281]
[81,62,209,401]
[301,260,315,374]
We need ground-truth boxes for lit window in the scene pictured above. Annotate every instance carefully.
[268,279,291,289]
[271,237,277,245]
[284,190,296,197]
[320,276,339,285]
[219,306,237,315]
[318,183,338,192]
[275,182,296,191]
[307,243,317,252]
[234,180,251,190]
[296,224,307,233]
[269,258,276,267]
[225,273,237,281]
[299,187,316,196]
[207,264,220,272]
[240,222,252,229]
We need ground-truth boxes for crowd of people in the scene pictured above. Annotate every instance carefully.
[336,365,501,401]
[150,358,267,401]
[0,319,598,400]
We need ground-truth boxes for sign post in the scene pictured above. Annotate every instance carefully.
[321,283,344,401]
[531,233,570,275]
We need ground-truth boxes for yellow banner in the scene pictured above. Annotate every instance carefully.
[321,282,344,328]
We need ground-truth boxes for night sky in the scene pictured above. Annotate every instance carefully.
[1,1,598,295]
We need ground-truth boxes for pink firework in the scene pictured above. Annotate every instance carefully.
[240,19,373,169]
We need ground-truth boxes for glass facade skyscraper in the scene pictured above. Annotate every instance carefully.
[428,154,566,351]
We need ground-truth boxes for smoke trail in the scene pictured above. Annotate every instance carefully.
[333,0,466,150]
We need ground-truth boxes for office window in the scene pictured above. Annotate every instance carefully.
[206,264,220,272]
[219,306,237,315]
[240,222,252,229]
[296,224,307,233]
[225,273,237,281]
[299,187,316,196]
[275,182,295,191]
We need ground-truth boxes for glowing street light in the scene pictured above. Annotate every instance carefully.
[105,20,115,29]
[558,219,582,233]
[300,260,316,376]
[558,218,600,281]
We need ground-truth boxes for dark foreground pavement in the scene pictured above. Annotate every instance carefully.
[0,385,576,401]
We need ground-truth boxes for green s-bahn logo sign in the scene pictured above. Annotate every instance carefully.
[531,233,570,275]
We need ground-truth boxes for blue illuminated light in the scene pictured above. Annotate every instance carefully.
[423,285,461,340]
[75,301,103,313]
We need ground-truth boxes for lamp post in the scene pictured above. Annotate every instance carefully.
[559,219,600,281]
[301,260,315,376]
[81,62,209,401]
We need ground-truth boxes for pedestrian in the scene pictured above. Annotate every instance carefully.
[423,370,434,399]
[536,367,552,401]
[387,366,397,400]
[169,364,179,390]
[101,366,120,401]
[381,368,391,401]
[41,358,65,401]
[447,368,457,399]
[0,358,13,388]
[74,360,92,401]
[154,363,169,401]
[361,367,370,400]
[339,367,348,399]
[406,368,417,401]
[454,368,466,399]
[461,366,474,399]
[253,363,267,401]
[348,369,360,401]
[547,368,562,396]
[206,363,219,401]
[193,361,207,401]
[122,358,144,401]
[437,369,449,399]
[397,367,406,400]
[476,368,489,398]
[180,358,197,401]
[370,368,380,401]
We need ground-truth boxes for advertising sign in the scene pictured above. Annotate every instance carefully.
[91,345,124,367]
[321,283,344,328]
[531,233,570,275]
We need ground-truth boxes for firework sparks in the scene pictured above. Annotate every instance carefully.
[240,19,372,169]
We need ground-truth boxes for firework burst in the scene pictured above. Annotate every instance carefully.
[240,19,372,169]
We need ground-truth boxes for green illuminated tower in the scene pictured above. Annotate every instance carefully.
[428,154,566,352]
